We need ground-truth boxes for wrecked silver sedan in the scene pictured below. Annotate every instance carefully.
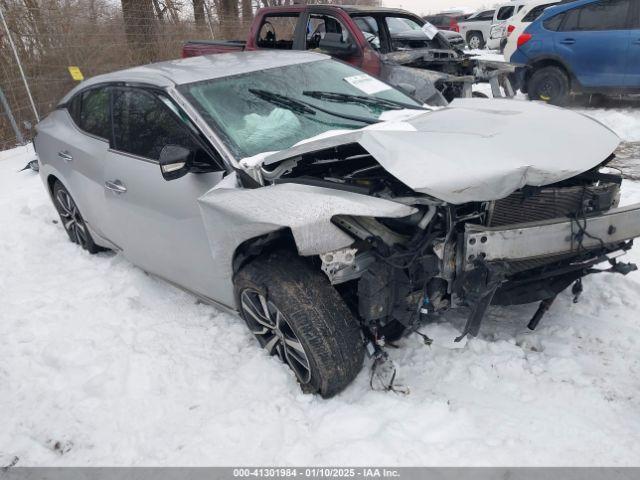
[35,51,640,397]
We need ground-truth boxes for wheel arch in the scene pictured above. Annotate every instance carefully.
[526,56,577,91]
[46,173,60,196]
[232,228,302,275]
[466,30,484,41]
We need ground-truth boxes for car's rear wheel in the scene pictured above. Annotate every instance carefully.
[467,32,484,50]
[234,251,365,398]
[528,66,570,106]
[52,180,101,254]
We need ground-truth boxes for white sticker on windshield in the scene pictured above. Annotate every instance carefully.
[344,74,392,95]
[421,21,439,40]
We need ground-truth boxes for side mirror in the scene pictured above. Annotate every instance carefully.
[318,32,356,56]
[159,145,192,181]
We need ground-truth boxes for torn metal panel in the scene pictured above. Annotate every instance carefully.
[379,62,449,106]
[261,99,620,204]
[381,48,460,66]
[196,183,416,305]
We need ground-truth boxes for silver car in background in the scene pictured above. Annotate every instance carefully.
[35,51,640,397]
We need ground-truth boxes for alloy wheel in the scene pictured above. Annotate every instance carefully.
[55,189,88,248]
[240,289,312,384]
[469,35,481,50]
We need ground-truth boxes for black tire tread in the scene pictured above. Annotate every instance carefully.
[467,31,485,49]
[52,180,102,254]
[234,250,364,398]
[528,66,570,106]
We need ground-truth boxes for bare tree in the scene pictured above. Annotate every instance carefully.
[217,0,238,37]
[121,0,157,61]
[193,0,206,26]
[241,0,252,27]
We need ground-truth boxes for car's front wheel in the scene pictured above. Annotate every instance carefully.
[52,180,102,254]
[528,66,570,106]
[234,251,365,398]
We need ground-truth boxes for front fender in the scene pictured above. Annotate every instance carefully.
[197,183,416,307]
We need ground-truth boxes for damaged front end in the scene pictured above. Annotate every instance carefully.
[198,101,640,349]
[380,48,519,104]
[251,141,640,346]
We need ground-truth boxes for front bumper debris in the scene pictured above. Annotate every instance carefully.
[463,203,640,269]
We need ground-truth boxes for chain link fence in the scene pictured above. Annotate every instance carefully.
[0,0,253,151]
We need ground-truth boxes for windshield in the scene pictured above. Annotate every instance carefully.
[179,59,422,159]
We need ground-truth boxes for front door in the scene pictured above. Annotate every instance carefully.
[102,87,226,299]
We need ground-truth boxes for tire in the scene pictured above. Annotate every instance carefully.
[528,66,570,106]
[234,251,365,398]
[472,91,488,98]
[52,180,102,254]
[467,32,485,50]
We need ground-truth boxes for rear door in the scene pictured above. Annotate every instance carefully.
[554,0,631,88]
[51,87,112,241]
[102,87,226,299]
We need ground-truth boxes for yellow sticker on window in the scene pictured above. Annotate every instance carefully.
[68,66,84,81]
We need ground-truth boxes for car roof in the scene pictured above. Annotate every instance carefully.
[60,51,328,103]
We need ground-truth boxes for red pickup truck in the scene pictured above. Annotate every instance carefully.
[182,5,516,103]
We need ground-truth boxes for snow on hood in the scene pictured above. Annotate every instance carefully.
[260,99,621,204]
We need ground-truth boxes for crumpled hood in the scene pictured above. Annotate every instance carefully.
[261,99,620,204]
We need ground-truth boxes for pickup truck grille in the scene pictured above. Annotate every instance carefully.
[487,182,620,228]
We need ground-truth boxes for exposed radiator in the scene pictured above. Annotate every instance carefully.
[488,182,620,228]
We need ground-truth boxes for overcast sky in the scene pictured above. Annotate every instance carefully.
[382,0,498,16]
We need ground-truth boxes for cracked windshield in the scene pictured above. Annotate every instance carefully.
[179,59,423,158]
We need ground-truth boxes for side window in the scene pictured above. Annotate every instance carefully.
[543,12,565,31]
[257,14,299,49]
[561,0,630,31]
[425,15,442,26]
[306,14,352,50]
[523,4,555,23]
[353,16,381,51]
[496,6,515,20]
[112,89,200,161]
[478,10,495,20]
[76,88,110,140]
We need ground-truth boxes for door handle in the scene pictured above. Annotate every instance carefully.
[105,180,127,194]
[58,151,73,162]
[560,38,576,45]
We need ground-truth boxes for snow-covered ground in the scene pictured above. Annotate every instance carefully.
[2,108,640,467]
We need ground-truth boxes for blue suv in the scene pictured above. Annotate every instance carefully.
[511,0,640,105]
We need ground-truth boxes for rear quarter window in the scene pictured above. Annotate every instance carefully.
[497,6,515,20]
[70,87,111,140]
[543,12,565,31]
[523,4,556,22]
